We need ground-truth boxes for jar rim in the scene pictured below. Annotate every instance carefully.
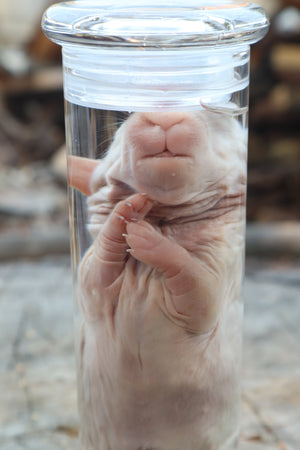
[42,1,269,49]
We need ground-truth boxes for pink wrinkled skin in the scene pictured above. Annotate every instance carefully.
[75,111,247,449]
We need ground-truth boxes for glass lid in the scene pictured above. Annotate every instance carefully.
[42,1,269,48]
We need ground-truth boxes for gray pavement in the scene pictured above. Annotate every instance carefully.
[0,256,299,449]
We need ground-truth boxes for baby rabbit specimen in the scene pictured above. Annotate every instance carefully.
[68,110,247,450]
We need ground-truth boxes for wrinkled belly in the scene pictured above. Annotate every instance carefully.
[77,281,242,450]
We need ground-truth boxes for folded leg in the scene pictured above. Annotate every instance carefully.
[79,194,153,320]
[126,220,221,334]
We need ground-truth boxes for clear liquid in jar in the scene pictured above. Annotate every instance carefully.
[65,101,247,449]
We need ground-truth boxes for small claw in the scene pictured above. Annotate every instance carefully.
[116,214,129,224]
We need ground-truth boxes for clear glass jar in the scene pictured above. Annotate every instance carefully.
[42,2,269,449]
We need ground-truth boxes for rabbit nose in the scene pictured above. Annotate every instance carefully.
[144,112,186,131]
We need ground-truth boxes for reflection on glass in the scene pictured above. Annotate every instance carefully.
[67,107,247,449]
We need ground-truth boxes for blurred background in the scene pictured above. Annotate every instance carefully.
[0,0,299,260]
[0,2,299,449]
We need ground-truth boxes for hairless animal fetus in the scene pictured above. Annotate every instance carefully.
[68,110,247,449]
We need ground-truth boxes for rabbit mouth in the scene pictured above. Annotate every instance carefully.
[145,148,189,159]
[153,149,175,158]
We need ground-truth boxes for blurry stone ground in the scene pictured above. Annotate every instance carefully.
[0,257,299,449]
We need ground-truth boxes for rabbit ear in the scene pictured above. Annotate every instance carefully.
[67,156,99,196]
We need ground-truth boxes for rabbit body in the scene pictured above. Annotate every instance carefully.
[76,111,247,449]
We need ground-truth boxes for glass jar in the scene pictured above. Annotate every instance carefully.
[42,2,269,449]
